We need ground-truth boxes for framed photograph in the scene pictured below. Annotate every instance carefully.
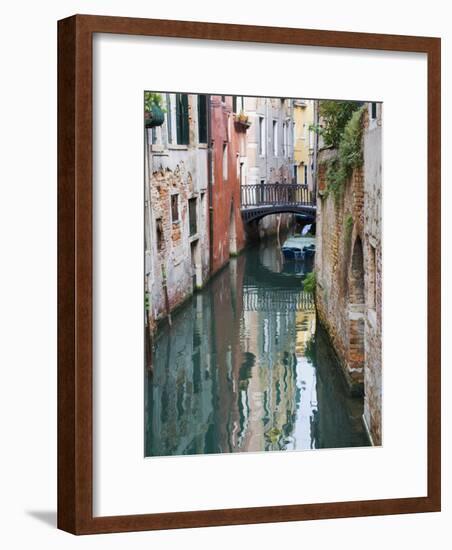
[58,15,441,534]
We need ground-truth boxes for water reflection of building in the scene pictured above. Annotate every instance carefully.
[145,243,369,457]
[240,245,301,452]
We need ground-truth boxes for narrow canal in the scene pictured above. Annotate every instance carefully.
[145,237,370,457]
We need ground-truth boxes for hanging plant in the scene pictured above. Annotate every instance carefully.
[234,110,252,130]
[144,92,166,128]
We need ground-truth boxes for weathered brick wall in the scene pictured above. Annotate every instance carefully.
[315,106,382,445]
[315,157,366,392]
[145,96,211,325]
[148,166,196,322]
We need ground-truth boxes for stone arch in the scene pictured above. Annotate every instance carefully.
[347,234,365,392]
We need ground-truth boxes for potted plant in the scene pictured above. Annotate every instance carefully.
[144,92,165,128]
[235,110,251,130]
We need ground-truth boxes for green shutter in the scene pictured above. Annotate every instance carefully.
[176,93,189,145]
[198,95,207,144]
[181,94,189,145]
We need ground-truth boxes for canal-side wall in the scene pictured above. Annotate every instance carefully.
[362,105,382,445]
[145,94,210,327]
[314,104,382,445]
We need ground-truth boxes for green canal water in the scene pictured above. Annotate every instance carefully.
[145,239,370,457]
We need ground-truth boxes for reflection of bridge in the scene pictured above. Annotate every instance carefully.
[241,183,316,224]
[243,288,315,312]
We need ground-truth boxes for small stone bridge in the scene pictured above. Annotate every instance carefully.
[240,183,316,224]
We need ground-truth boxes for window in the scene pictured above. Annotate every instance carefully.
[304,164,308,185]
[221,95,226,103]
[273,121,278,156]
[283,122,290,157]
[165,93,172,144]
[156,218,164,251]
[200,192,206,219]
[197,95,208,144]
[176,93,189,145]
[222,143,228,181]
[234,96,243,113]
[258,116,265,156]
[189,198,197,236]
[150,127,157,145]
[171,194,179,222]
[371,102,377,120]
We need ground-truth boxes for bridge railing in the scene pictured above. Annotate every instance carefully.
[241,183,313,208]
[243,288,315,312]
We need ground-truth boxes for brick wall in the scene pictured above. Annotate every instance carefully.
[315,106,382,444]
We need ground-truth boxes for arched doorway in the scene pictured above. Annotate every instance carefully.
[348,236,365,389]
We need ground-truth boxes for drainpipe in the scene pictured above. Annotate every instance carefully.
[207,95,214,276]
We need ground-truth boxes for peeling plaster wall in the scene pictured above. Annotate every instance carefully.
[145,94,210,326]
[362,104,383,445]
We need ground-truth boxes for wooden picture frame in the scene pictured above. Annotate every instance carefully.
[58,14,441,535]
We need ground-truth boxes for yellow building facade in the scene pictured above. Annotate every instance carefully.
[293,99,315,189]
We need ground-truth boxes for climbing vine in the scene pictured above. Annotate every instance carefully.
[314,100,363,148]
[323,106,366,201]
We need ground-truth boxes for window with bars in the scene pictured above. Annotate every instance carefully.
[198,95,208,144]
[176,93,189,145]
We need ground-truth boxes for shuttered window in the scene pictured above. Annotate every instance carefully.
[166,93,172,144]
[176,93,189,145]
[197,95,208,144]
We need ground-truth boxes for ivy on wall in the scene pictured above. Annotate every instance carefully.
[315,102,366,200]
